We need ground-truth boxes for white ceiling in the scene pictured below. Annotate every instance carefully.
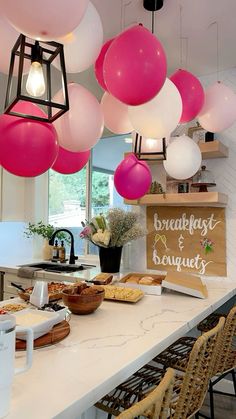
[92,0,236,77]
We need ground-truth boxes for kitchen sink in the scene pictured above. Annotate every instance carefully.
[19,262,95,273]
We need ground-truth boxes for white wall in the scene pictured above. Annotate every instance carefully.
[129,67,236,281]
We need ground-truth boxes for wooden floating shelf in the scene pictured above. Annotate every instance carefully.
[125,192,228,207]
[125,140,228,162]
[199,140,228,159]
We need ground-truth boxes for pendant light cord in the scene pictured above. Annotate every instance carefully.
[209,21,220,82]
[179,3,183,68]
[151,10,155,34]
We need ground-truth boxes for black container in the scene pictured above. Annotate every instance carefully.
[205,131,214,142]
[99,246,123,273]
[178,183,189,193]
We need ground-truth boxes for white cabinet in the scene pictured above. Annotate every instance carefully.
[0,168,48,222]
[3,273,32,299]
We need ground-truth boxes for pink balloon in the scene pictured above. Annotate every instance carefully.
[53,83,104,152]
[0,0,89,41]
[103,25,167,106]
[114,153,152,199]
[170,69,205,123]
[101,92,133,134]
[198,82,236,132]
[52,146,90,174]
[94,38,114,90]
[0,102,58,177]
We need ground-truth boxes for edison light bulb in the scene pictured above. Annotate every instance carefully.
[26,61,45,97]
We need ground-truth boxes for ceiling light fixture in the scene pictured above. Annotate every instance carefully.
[4,34,69,123]
[134,132,167,161]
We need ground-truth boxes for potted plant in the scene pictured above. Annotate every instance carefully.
[24,221,68,260]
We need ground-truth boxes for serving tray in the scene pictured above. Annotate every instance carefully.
[103,285,144,303]
[16,320,70,350]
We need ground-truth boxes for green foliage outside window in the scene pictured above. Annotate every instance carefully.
[49,169,110,216]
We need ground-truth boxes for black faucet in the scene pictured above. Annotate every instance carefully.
[49,228,77,264]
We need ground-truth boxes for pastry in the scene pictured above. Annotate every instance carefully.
[92,273,113,285]
[126,276,139,284]
[81,286,103,295]
[139,276,154,285]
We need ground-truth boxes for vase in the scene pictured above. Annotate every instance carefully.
[42,239,53,261]
[99,246,123,273]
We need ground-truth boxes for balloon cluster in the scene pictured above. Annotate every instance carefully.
[0,1,236,186]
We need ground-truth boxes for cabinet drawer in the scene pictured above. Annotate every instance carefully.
[4,273,32,295]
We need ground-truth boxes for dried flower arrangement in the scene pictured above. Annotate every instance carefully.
[80,208,146,248]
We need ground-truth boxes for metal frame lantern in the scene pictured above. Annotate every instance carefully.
[4,34,69,123]
[133,132,167,161]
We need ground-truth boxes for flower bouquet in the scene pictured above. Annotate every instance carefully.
[80,208,146,272]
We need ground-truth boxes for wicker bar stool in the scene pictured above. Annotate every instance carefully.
[95,317,225,418]
[116,368,174,419]
[152,306,236,419]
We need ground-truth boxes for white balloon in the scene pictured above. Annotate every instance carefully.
[53,2,103,73]
[0,0,89,41]
[198,82,236,132]
[0,16,30,75]
[163,135,202,180]
[128,78,182,138]
[101,92,133,134]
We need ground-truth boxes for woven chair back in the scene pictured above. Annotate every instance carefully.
[172,317,225,419]
[215,305,236,375]
[117,368,175,419]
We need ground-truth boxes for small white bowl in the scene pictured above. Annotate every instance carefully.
[14,309,59,340]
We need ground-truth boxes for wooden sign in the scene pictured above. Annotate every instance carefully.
[147,206,226,276]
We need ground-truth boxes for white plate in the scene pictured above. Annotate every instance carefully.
[14,309,59,340]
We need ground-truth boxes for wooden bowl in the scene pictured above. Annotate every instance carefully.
[61,287,105,315]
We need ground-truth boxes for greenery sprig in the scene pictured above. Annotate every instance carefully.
[24,221,69,242]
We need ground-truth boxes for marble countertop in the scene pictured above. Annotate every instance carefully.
[7,277,236,419]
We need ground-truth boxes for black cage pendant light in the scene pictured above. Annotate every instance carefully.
[4,34,69,123]
[134,0,166,162]
[134,133,167,161]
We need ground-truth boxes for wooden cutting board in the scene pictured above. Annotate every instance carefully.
[16,320,70,350]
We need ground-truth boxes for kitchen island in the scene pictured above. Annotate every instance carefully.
[4,275,236,419]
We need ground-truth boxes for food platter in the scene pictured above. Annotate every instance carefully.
[18,282,70,301]
[102,285,144,303]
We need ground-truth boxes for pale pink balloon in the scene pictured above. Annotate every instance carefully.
[198,82,236,132]
[94,38,114,90]
[52,146,90,174]
[101,92,133,134]
[114,153,152,200]
[0,0,89,41]
[170,69,205,123]
[103,25,167,106]
[53,2,103,73]
[0,102,58,177]
[0,16,30,75]
[53,83,104,152]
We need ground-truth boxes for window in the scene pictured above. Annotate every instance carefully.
[48,135,132,256]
